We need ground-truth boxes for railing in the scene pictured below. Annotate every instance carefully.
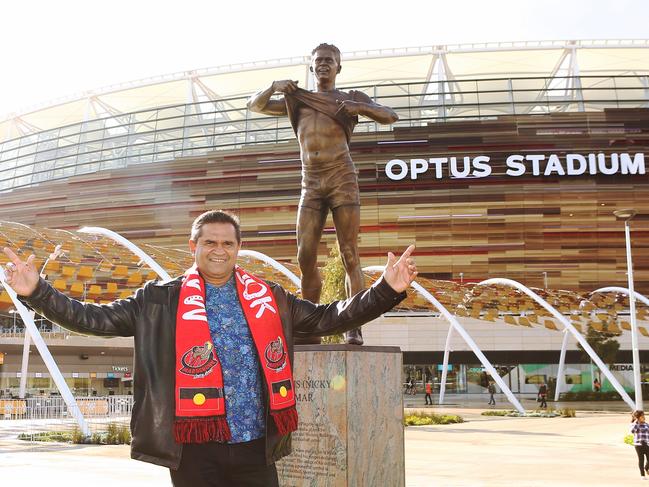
[0,75,647,193]
[0,395,133,419]
[0,395,133,437]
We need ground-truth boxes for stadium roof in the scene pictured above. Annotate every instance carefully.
[3,39,649,142]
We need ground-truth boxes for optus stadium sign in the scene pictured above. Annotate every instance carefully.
[385,152,646,180]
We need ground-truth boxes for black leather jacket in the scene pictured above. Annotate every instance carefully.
[24,274,405,469]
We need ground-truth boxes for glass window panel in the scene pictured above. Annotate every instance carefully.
[57,134,80,147]
[0,160,16,171]
[131,109,157,124]
[2,139,20,151]
[31,169,53,184]
[75,162,100,175]
[0,179,14,191]
[128,152,154,165]
[80,120,104,132]
[81,129,106,142]
[56,145,79,158]
[102,135,128,150]
[0,167,16,183]
[13,175,32,187]
[35,148,58,163]
[0,148,18,162]
[17,144,37,157]
[101,148,126,162]
[100,158,127,170]
[78,141,102,154]
[52,164,76,179]
[14,162,35,176]
[616,88,646,101]
[37,129,59,142]
[19,134,38,146]
[59,124,81,137]
[129,132,155,146]
[155,128,183,142]
[77,151,101,165]
[15,155,36,168]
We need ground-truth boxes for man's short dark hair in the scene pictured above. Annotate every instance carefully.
[190,210,241,243]
[311,43,341,64]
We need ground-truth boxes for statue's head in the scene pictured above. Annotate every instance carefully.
[310,43,341,83]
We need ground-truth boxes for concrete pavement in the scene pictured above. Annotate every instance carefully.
[0,406,640,486]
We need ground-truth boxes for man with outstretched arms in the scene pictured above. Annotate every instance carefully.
[3,209,417,487]
[247,43,399,345]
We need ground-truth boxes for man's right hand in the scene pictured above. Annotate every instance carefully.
[2,247,39,297]
[273,80,299,94]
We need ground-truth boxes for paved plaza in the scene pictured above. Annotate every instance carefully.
[0,402,640,486]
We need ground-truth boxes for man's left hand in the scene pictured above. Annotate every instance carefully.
[335,99,363,117]
[383,245,417,293]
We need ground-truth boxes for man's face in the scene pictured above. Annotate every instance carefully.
[188,222,241,286]
[310,48,340,83]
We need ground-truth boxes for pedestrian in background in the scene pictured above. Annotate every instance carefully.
[487,381,496,406]
[538,383,548,409]
[631,410,649,481]
[424,382,433,405]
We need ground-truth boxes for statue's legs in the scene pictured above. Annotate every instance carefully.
[296,205,328,345]
[332,204,365,345]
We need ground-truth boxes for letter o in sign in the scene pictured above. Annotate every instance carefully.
[385,159,408,180]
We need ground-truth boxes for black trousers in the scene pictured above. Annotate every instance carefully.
[170,438,279,487]
[424,393,432,405]
[636,444,649,476]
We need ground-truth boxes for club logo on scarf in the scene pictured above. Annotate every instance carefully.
[264,336,287,371]
[180,341,219,378]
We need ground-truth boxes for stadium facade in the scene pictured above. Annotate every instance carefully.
[1,40,649,399]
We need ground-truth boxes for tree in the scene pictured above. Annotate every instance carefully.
[319,245,346,344]
[577,325,620,366]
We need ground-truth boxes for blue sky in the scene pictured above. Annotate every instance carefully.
[1,0,647,117]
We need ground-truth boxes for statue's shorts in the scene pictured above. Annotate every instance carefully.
[299,161,360,211]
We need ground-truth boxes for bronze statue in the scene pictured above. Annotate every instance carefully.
[248,43,398,345]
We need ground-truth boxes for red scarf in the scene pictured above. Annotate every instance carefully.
[174,264,298,443]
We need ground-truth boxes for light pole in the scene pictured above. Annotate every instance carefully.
[542,271,548,289]
[614,208,642,410]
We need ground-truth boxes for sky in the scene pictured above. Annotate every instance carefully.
[1,0,648,119]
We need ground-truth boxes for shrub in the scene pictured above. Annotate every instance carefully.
[117,424,131,445]
[404,412,464,426]
[559,391,621,401]
[104,422,131,445]
[106,422,119,444]
[18,431,73,443]
[481,410,512,416]
[17,424,131,445]
[482,409,571,418]
[560,408,577,418]
[72,427,86,444]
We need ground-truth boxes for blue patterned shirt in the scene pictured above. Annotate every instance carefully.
[631,421,649,445]
[205,278,265,443]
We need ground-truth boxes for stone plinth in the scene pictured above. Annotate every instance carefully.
[277,345,404,487]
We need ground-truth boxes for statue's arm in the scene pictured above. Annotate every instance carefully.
[337,90,399,124]
[247,81,296,116]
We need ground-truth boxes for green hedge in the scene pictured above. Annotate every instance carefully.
[18,423,131,445]
[481,408,576,418]
[404,412,464,425]
[558,391,621,401]
[18,431,73,442]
